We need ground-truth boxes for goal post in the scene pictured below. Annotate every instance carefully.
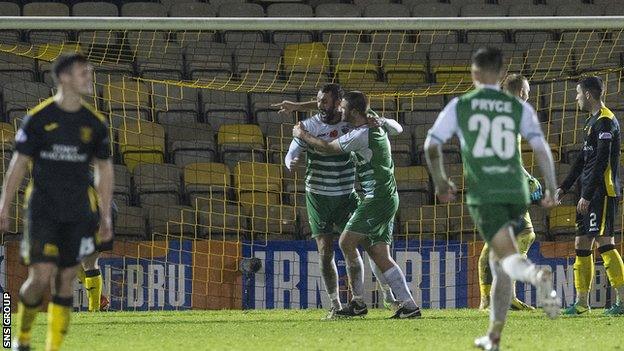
[0,16,623,311]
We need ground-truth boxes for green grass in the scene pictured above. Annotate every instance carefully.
[12,308,624,350]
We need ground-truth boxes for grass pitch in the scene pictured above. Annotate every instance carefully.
[13,308,623,350]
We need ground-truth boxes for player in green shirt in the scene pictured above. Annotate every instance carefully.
[478,74,542,312]
[293,91,421,319]
[424,47,560,350]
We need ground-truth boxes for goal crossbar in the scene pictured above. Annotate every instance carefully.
[1,16,623,31]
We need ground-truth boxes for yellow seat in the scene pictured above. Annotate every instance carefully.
[283,42,329,73]
[0,122,15,148]
[118,121,165,172]
[103,78,151,111]
[184,162,231,188]
[549,206,577,234]
[384,63,427,85]
[217,124,264,147]
[394,166,429,192]
[238,191,281,207]
[433,65,471,84]
[335,63,378,85]
[234,162,282,192]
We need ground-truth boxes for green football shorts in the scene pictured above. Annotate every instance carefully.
[468,203,528,243]
[306,191,360,238]
[344,192,399,246]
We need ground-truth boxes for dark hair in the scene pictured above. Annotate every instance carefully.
[52,53,89,83]
[343,91,368,115]
[320,83,344,101]
[502,74,527,95]
[579,76,604,101]
[471,47,504,73]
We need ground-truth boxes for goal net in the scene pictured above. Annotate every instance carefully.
[1,17,623,311]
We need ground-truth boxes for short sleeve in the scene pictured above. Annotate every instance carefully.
[427,98,459,144]
[14,115,38,157]
[94,120,111,159]
[519,101,544,141]
[338,127,369,153]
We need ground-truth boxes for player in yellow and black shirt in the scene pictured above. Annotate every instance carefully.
[555,76,624,316]
[0,53,114,351]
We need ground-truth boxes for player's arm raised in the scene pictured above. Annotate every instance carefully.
[272,100,317,116]
[0,153,30,232]
[293,122,342,155]
[424,99,458,203]
[368,116,404,136]
[521,102,557,208]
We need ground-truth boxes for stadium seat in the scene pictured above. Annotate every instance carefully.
[524,43,575,80]
[118,121,166,172]
[184,162,231,199]
[411,2,459,17]
[528,207,547,235]
[152,85,199,122]
[354,0,390,7]
[556,3,604,16]
[166,122,216,166]
[389,133,414,167]
[218,3,265,45]
[121,2,167,17]
[315,3,361,17]
[549,206,577,235]
[363,3,409,17]
[217,124,266,169]
[248,204,298,237]
[136,46,184,80]
[169,2,217,17]
[382,44,428,86]
[330,42,379,87]
[395,166,429,193]
[196,198,248,237]
[0,2,19,42]
[429,43,473,84]
[144,204,196,235]
[234,162,282,193]
[3,82,52,126]
[283,42,329,74]
[400,205,447,237]
[445,163,465,191]
[102,78,151,116]
[234,42,282,82]
[23,2,69,16]
[114,205,147,237]
[267,3,314,48]
[256,110,297,139]
[202,90,249,131]
[113,164,133,205]
[72,2,118,16]
[134,163,181,196]
[0,51,37,84]
[0,122,14,150]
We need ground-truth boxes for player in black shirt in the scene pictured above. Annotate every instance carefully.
[555,76,624,316]
[0,53,114,351]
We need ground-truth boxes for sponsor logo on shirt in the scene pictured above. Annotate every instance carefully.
[329,130,338,138]
[598,132,612,140]
[481,165,512,174]
[44,123,59,132]
[80,126,93,143]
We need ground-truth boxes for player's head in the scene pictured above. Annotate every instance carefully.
[317,83,343,123]
[471,47,505,86]
[340,91,368,124]
[52,53,94,96]
[502,74,529,102]
[576,76,604,111]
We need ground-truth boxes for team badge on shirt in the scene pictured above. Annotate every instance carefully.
[80,126,93,143]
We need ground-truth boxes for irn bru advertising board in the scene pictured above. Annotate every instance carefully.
[1,240,619,310]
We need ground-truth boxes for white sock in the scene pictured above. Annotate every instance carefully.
[382,264,417,309]
[368,256,396,303]
[345,253,365,301]
[489,258,512,330]
[500,253,539,285]
[319,252,341,309]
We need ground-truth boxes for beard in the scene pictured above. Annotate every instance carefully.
[319,108,339,123]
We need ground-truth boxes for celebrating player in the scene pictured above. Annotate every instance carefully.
[276,84,400,318]
[556,76,624,316]
[0,53,114,351]
[478,74,542,311]
[424,47,560,350]
[293,91,421,319]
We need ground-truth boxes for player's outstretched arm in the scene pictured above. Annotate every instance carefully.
[272,100,316,115]
[293,122,342,155]
[0,153,30,232]
[368,116,403,136]
[285,138,306,171]
[94,158,114,242]
[529,137,557,208]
